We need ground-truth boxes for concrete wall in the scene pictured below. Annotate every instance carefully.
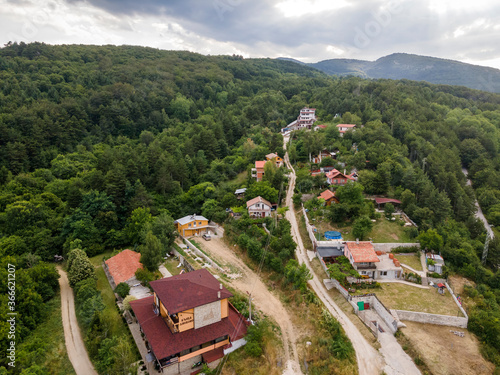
[172,249,195,272]
[372,243,420,252]
[351,295,398,333]
[395,310,468,328]
[329,277,350,299]
[302,205,317,250]
[446,282,468,320]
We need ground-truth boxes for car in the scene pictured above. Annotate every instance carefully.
[202,233,211,241]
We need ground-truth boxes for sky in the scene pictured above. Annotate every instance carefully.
[1,0,500,69]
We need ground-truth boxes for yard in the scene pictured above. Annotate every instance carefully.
[396,254,423,271]
[310,215,414,243]
[373,283,463,316]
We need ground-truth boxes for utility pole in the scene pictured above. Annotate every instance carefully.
[247,291,252,322]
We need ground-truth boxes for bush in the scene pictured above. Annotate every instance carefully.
[391,245,420,254]
[123,295,137,311]
[114,282,130,298]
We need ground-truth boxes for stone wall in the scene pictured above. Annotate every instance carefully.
[395,310,468,328]
[181,237,224,272]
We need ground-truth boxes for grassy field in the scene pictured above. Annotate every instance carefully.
[374,283,463,316]
[17,295,76,375]
[396,254,422,271]
[312,216,413,243]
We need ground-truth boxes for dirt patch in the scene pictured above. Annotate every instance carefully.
[448,275,475,295]
[197,237,302,374]
[401,321,494,375]
[390,233,399,240]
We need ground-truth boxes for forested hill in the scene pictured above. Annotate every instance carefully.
[281,53,500,93]
[0,43,500,370]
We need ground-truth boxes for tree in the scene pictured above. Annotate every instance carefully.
[352,216,373,240]
[67,248,97,287]
[336,182,364,205]
[114,282,130,298]
[245,181,279,203]
[141,212,177,253]
[140,231,163,272]
[384,203,395,219]
[124,207,153,246]
[418,229,443,251]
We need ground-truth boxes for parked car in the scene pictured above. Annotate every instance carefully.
[202,233,211,241]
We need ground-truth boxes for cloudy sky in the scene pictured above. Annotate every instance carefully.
[1,0,500,69]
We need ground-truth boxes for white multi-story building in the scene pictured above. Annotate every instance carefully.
[282,107,317,133]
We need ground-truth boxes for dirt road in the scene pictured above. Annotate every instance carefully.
[462,168,495,239]
[57,267,98,375]
[198,238,302,374]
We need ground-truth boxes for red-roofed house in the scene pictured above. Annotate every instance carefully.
[104,249,143,289]
[326,169,355,186]
[130,269,247,370]
[336,124,356,137]
[251,161,266,181]
[246,196,272,218]
[317,189,339,206]
[373,198,402,210]
[344,241,380,278]
[311,149,336,164]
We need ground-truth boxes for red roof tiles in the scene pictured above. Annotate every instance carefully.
[318,189,335,201]
[246,196,272,208]
[150,269,233,315]
[374,198,402,205]
[255,161,266,169]
[345,242,380,263]
[104,249,142,285]
[131,297,247,361]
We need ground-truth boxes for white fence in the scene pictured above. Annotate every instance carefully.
[181,237,224,272]
[394,310,468,328]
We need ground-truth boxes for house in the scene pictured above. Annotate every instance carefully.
[317,189,339,206]
[326,169,355,186]
[314,124,327,131]
[311,149,336,164]
[373,198,402,210]
[130,269,247,371]
[336,124,356,137]
[251,161,266,181]
[316,241,344,264]
[282,107,317,132]
[344,241,380,279]
[246,196,272,218]
[374,253,403,279]
[266,153,284,168]
[104,249,143,289]
[234,188,247,200]
[174,214,210,237]
[426,253,445,274]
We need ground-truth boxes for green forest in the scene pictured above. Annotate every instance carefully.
[0,42,499,372]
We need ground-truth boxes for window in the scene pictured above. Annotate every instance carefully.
[190,345,201,353]
[380,271,387,276]
[201,341,212,349]
[188,224,191,228]
[180,349,190,356]
[215,335,228,343]
[199,222,202,225]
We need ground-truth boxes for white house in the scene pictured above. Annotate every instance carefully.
[336,124,356,137]
[246,196,272,218]
[282,107,317,132]
[374,253,403,280]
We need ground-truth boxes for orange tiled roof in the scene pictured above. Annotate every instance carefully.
[105,249,142,284]
[246,196,272,208]
[345,242,380,263]
[318,189,335,201]
[255,161,266,169]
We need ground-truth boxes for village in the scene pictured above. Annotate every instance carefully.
[92,107,483,375]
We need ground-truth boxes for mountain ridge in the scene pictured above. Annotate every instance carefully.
[278,53,500,93]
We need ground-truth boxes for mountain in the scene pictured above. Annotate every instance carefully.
[279,53,500,93]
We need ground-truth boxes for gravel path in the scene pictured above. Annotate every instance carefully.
[57,267,98,375]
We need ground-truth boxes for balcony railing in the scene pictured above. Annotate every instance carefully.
[163,314,180,333]
[354,264,376,270]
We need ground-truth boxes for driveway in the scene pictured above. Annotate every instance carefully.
[57,267,98,375]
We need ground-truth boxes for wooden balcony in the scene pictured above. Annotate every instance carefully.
[163,314,180,334]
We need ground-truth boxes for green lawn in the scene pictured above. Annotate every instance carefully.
[17,295,75,375]
[313,216,413,243]
[374,283,463,316]
[89,250,113,267]
[396,254,423,271]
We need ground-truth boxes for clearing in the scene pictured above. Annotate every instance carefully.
[401,321,494,375]
[373,283,463,316]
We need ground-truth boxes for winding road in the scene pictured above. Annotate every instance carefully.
[283,135,420,375]
[57,267,98,375]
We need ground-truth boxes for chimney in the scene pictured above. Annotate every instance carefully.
[217,291,221,299]
[219,283,223,290]
[356,238,359,244]
[344,169,346,175]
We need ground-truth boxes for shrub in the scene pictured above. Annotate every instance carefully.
[114,282,130,298]
[123,295,137,311]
